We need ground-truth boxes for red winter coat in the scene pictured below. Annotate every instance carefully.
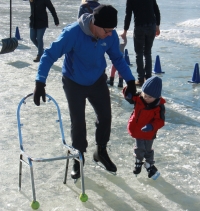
[127,95,166,140]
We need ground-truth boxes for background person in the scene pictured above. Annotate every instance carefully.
[29,0,59,62]
[121,0,161,86]
[78,0,100,18]
[106,36,127,88]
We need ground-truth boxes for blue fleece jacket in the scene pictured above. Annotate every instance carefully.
[36,14,134,85]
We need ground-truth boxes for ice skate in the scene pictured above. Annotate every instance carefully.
[93,145,117,175]
[145,162,160,180]
[133,159,144,177]
[71,153,84,182]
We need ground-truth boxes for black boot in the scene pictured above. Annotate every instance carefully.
[107,77,114,86]
[33,55,41,62]
[133,159,144,175]
[118,78,123,88]
[71,152,85,179]
[93,145,117,172]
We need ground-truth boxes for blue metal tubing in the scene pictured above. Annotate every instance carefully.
[17,93,86,203]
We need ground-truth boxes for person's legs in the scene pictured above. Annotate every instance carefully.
[107,65,116,86]
[88,74,111,146]
[110,65,116,77]
[144,140,154,164]
[62,76,88,153]
[143,139,160,179]
[30,28,38,47]
[30,28,46,62]
[62,76,90,179]
[36,27,46,56]
[107,65,123,87]
[117,72,123,88]
[118,77,123,88]
[134,139,145,161]
[134,26,145,84]
[133,139,145,175]
[88,74,117,172]
[144,24,156,80]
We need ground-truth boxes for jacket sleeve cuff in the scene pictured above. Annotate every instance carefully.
[35,74,46,83]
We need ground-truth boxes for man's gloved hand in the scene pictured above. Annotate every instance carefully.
[122,83,138,104]
[125,93,134,104]
[33,81,46,106]
[141,124,153,132]
[124,80,137,97]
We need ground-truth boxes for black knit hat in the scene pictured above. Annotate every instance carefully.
[93,5,118,28]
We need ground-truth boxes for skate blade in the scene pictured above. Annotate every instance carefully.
[151,171,160,180]
[71,176,80,183]
[74,178,78,183]
[93,160,117,175]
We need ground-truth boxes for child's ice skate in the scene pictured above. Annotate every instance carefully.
[145,162,160,180]
[133,159,144,177]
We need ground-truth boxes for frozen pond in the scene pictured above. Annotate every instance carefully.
[0,0,200,210]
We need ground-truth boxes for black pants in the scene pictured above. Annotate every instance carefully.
[134,24,156,81]
[62,74,111,152]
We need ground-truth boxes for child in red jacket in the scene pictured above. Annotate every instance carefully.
[123,76,166,180]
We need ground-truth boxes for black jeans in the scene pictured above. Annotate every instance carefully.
[134,24,156,81]
[62,74,111,152]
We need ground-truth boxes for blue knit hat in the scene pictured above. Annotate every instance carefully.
[142,76,162,98]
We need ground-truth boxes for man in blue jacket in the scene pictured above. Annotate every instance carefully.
[33,5,136,179]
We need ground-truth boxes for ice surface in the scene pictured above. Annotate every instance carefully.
[0,0,200,210]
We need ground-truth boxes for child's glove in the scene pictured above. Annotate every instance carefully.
[141,124,153,132]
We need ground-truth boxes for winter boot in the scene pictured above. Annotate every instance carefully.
[71,152,85,179]
[145,162,160,180]
[118,78,123,88]
[93,145,117,172]
[107,77,114,86]
[33,55,41,62]
[133,159,144,175]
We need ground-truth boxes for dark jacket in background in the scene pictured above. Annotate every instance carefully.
[78,1,100,18]
[29,0,59,29]
[124,0,160,29]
